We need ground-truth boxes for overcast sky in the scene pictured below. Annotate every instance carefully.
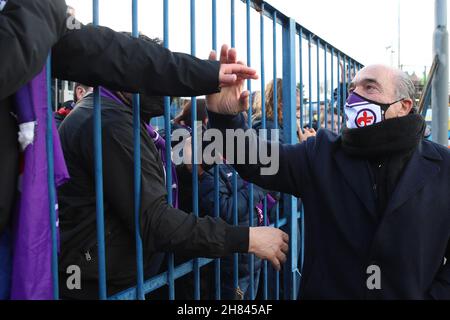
[66,0,444,96]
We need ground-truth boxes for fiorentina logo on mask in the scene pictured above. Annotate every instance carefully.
[344,92,383,129]
[355,109,377,127]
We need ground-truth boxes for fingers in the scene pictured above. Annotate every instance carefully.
[228,47,237,64]
[281,241,289,254]
[277,250,287,265]
[226,64,258,79]
[220,44,229,64]
[219,64,258,88]
[267,250,286,271]
[282,231,289,244]
[227,63,258,80]
[209,50,217,61]
[268,256,281,271]
[220,74,238,86]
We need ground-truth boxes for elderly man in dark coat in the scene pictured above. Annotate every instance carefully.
[207,46,450,300]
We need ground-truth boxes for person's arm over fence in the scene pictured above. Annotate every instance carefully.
[0,0,67,99]
[52,25,257,97]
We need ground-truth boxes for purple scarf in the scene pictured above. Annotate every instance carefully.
[11,66,69,300]
[145,124,179,209]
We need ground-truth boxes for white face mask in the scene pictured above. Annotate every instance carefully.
[344,92,404,129]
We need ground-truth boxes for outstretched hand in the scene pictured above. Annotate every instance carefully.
[249,227,289,271]
[208,44,257,115]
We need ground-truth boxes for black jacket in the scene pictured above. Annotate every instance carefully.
[209,111,450,300]
[0,0,226,232]
[58,95,248,299]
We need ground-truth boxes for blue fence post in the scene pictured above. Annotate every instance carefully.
[299,28,304,132]
[298,27,305,298]
[229,0,240,299]
[282,17,298,300]
[324,44,328,130]
[246,0,255,301]
[337,52,342,131]
[308,34,313,128]
[131,0,145,301]
[189,0,201,301]
[331,47,335,133]
[46,54,59,300]
[211,0,221,301]
[259,2,269,301]
[272,10,280,301]
[92,0,107,300]
[316,38,320,127]
[342,56,347,129]
[163,0,176,301]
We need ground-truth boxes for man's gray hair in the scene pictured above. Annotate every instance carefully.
[395,71,417,112]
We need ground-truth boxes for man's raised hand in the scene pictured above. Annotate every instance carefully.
[208,44,258,115]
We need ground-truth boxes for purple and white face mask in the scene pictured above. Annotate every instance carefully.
[344,92,404,129]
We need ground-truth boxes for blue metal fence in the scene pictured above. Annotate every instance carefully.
[47,0,363,300]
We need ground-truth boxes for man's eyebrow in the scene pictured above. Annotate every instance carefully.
[359,78,382,87]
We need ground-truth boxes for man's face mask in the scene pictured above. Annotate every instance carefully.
[344,92,404,129]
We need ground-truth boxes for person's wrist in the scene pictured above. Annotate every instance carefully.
[248,227,255,253]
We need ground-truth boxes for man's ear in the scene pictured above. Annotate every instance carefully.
[399,98,414,116]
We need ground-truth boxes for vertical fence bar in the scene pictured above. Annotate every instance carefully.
[131,0,145,301]
[272,11,280,301]
[324,44,328,130]
[347,56,352,88]
[231,0,235,47]
[230,0,239,297]
[308,34,312,128]
[282,18,298,300]
[163,0,175,301]
[330,48,335,133]
[188,0,200,301]
[299,29,304,133]
[92,0,107,300]
[342,56,347,130]
[211,0,221,301]
[259,2,268,301]
[190,0,201,301]
[316,38,320,128]
[298,28,305,298]
[337,52,341,131]
[46,54,59,300]
[246,0,255,300]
